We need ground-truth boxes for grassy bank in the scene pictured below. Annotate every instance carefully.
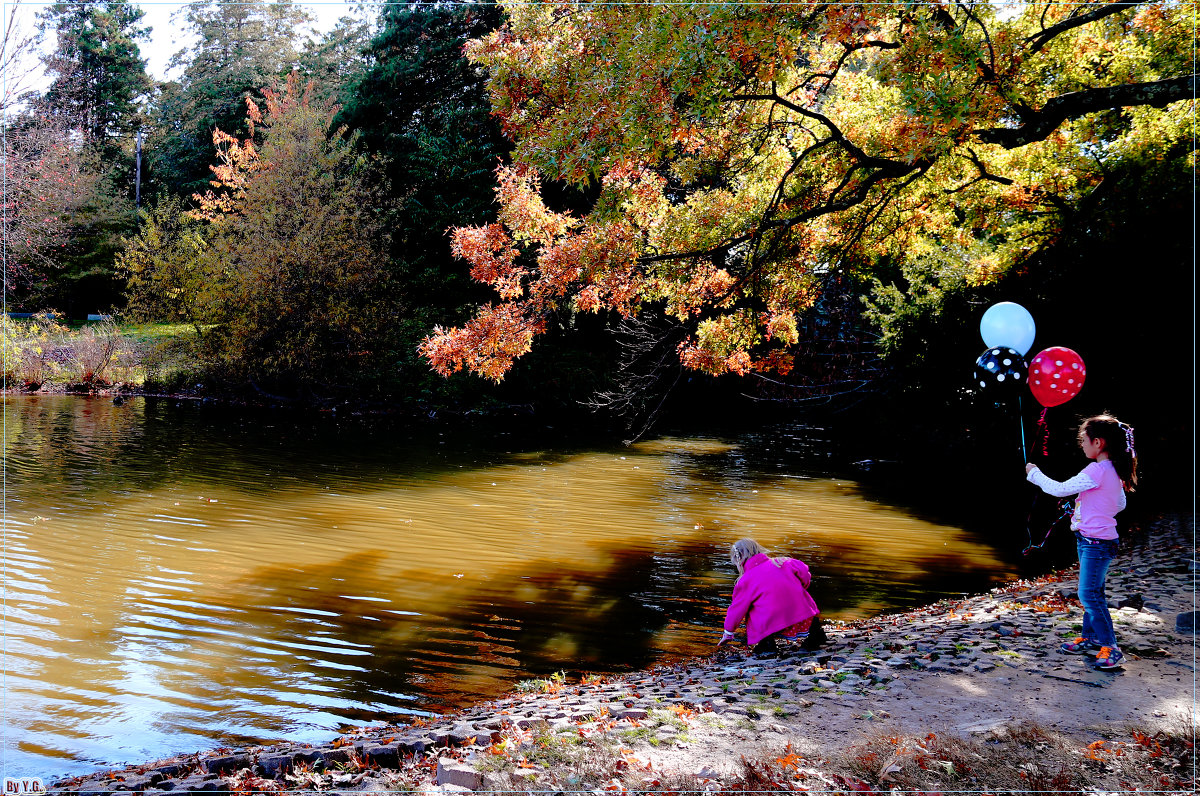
[1,315,202,392]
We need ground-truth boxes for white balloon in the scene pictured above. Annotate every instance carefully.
[980,302,1036,355]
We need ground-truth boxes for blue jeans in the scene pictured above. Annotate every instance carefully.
[1076,532,1119,647]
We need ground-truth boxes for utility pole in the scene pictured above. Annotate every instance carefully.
[135,128,142,207]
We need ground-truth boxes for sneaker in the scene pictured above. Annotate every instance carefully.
[1060,636,1100,654]
[1095,647,1124,670]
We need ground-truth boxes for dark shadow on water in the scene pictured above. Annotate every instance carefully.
[221,529,1017,722]
[227,545,706,716]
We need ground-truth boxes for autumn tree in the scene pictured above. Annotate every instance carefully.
[1,116,103,305]
[141,75,394,394]
[8,1,153,314]
[118,195,216,331]
[421,2,1195,393]
[2,2,85,306]
[1,120,140,314]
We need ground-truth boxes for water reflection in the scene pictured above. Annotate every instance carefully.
[2,396,1014,780]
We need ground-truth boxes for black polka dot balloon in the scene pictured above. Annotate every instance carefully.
[974,346,1027,396]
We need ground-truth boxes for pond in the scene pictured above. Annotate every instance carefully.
[2,395,1027,780]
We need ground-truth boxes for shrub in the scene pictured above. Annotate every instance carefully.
[66,318,125,384]
[1,315,20,381]
[4,312,68,388]
[1,313,140,389]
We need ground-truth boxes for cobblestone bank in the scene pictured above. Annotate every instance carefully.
[50,514,1196,794]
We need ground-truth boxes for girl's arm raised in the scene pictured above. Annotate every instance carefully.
[1026,466,1098,498]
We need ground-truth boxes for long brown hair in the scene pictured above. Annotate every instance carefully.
[1079,414,1138,492]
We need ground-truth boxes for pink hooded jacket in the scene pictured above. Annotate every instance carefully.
[723,553,820,645]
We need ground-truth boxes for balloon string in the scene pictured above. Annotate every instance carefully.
[1018,395,1027,461]
[1023,498,1074,555]
[1037,407,1050,457]
[1024,407,1067,555]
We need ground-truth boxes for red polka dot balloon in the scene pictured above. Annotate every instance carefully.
[1028,346,1086,407]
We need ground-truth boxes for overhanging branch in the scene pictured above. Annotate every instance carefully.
[973,75,1195,149]
[730,88,915,175]
[1027,2,1147,55]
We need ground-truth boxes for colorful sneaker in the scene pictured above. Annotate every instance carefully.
[1095,647,1124,670]
[1060,636,1100,654]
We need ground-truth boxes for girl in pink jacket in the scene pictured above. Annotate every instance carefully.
[718,538,822,654]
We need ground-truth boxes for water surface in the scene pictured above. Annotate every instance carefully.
[2,396,1016,779]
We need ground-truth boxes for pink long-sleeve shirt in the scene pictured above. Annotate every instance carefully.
[723,553,820,645]
[1027,460,1125,540]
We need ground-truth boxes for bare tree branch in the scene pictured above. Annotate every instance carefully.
[946,148,1015,193]
[731,88,917,175]
[1,0,40,112]
[584,312,689,443]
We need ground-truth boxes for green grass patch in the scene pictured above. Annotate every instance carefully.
[647,709,686,730]
[119,321,209,345]
[619,727,655,744]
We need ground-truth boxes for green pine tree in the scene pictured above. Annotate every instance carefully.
[147,0,312,199]
[336,0,510,339]
[37,1,152,158]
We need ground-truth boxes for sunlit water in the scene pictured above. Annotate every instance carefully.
[2,396,1019,780]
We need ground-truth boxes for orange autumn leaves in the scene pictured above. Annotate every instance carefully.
[421,162,799,381]
[424,166,644,381]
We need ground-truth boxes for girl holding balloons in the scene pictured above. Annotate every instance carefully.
[1025,415,1138,670]
[975,301,1136,670]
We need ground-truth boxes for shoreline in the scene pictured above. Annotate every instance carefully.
[45,513,1196,794]
[0,387,607,434]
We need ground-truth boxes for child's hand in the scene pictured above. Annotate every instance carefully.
[1025,463,1037,475]
[717,630,736,647]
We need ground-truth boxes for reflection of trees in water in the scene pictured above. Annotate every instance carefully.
[16,526,1020,756]
[813,549,1013,618]
[226,542,734,718]
[4,396,1045,774]
[3,396,148,496]
[5,398,843,516]
[3,396,630,500]
[220,527,1008,724]
[640,424,838,491]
